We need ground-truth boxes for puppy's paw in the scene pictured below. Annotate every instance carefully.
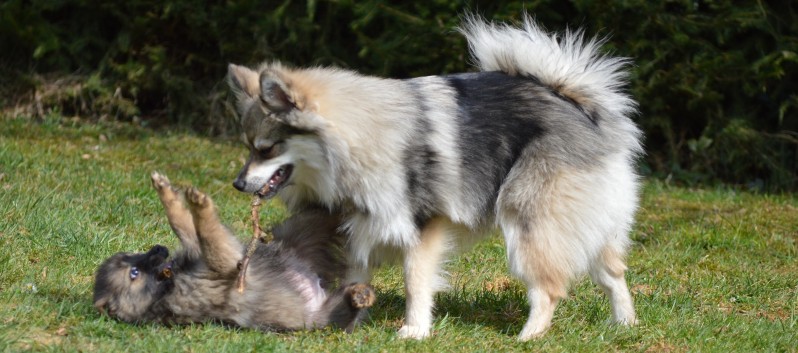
[397,325,430,340]
[152,172,182,204]
[185,187,210,208]
[349,283,375,309]
[151,172,171,190]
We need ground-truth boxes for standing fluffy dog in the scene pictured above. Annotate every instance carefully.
[228,15,642,340]
[93,173,375,332]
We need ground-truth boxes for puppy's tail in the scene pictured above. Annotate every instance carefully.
[459,14,637,122]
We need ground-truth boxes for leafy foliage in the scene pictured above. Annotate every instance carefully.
[1,0,796,189]
[578,0,797,190]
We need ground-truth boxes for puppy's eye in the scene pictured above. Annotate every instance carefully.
[130,267,140,280]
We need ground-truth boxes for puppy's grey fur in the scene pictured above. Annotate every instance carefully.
[228,15,642,340]
[93,173,375,332]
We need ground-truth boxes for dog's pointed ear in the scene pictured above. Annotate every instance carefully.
[259,72,295,113]
[227,64,260,100]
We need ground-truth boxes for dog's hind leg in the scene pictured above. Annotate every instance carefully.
[501,214,569,341]
[587,158,639,327]
[499,160,638,340]
[151,172,200,256]
[589,245,636,325]
[398,218,451,339]
[185,187,244,275]
[498,168,576,340]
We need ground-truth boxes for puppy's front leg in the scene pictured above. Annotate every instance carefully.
[151,172,200,258]
[185,187,244,275]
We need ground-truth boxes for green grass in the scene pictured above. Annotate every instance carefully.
[1,115,796,352]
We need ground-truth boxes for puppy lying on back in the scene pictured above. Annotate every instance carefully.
[93,172,374,332]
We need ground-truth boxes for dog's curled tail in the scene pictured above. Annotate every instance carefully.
[460,14,636,121]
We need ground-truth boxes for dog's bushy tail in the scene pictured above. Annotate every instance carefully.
[460,14,636,121]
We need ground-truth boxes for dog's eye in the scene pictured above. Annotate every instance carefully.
[258,145,274,158]
[257,141,283,159]
[130,267,140,280]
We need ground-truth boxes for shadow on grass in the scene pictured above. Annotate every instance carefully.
[368,288,530,337]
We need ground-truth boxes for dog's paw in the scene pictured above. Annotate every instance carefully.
[397,325,430,340]
[611,315,638,327]
[151,172,171,190]
[185,187,209,208]
[349,283,375,309]
[517,322,550,341]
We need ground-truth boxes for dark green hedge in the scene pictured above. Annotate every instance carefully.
[2,0,796,190]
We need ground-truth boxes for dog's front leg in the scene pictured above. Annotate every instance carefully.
[185,187,244,275]
[151,172,200,258]
[398,218,450,339]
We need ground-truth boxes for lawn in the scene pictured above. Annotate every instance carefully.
[1,115,796,352]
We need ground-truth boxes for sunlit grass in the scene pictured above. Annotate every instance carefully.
[1,115,796,352]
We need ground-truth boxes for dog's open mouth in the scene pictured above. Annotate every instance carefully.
[256,164,294,198]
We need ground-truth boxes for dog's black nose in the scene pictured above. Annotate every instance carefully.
[232,179,246,191]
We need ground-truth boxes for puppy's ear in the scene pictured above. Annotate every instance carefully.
[227,64,260,100]
[259,72,296,113]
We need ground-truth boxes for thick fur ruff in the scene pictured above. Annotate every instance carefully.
[93,173,375,332]
[228,15,642,340]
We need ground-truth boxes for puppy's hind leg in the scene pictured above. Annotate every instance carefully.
[185,187,244,275]
[151,172,199,256]
[320,283,376,333]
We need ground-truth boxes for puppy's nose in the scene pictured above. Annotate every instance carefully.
[232,179,246,192]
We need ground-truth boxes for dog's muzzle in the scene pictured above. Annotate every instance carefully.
[233,164,293,199]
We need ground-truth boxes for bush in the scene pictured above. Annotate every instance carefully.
[1,0,796,190]
[578,0,797,190]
